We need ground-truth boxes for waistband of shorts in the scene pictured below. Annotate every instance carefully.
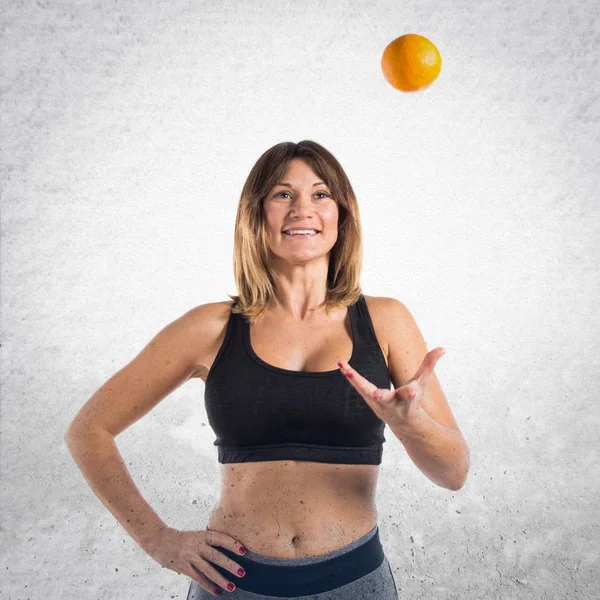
[211,524,384,596]
[240,523,379,565]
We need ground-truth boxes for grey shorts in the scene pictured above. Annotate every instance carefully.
[186,524,399,599]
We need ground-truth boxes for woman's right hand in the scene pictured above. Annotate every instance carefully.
[143,526,247,596]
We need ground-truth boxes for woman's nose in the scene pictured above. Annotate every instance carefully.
[289,193,314,210]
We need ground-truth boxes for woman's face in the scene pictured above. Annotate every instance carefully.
[263,158,339,265]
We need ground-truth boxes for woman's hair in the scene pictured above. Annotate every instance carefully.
[227,140,363,323]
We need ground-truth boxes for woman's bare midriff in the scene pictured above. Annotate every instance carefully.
[207,460,379,558]
[196,296,389,558]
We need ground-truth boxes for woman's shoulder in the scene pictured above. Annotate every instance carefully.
[361,294,397,320]
[361,294,416,347]
[360,295,397,361]
[183,300,234,329]
[179,301,235,380]
[362,294,409,313]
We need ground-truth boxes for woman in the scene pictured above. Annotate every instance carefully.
[66,140,470,599]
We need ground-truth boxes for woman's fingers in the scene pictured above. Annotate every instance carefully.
[207,528,247,558]
[144,527,247,597]
[190,531,247,595]
[188,558,234,596]
[183,563,223,596]
[337,360,381,398]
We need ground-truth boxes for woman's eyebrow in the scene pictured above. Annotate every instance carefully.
[276,181,327,187]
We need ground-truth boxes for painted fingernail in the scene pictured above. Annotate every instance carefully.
[228,583,235,591]
[237,568,245,576]
[239,546,247,554]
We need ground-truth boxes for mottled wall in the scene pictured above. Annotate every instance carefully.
[1,0,598,598]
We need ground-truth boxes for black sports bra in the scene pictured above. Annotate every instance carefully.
[204,294,392,465]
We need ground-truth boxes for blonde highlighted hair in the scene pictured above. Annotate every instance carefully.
[227,140,363,323]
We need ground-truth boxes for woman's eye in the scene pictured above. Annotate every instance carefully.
[276,191,330,199]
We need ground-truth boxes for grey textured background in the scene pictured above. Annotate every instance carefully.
[1,0,599,599]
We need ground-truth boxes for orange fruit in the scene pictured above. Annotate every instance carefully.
[381,33,442,92]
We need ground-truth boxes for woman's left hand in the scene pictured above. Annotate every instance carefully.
[337,347,446,429]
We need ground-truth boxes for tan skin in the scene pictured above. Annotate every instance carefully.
[67,158,466,596]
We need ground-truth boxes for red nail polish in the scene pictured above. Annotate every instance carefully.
[227,583,235,591]
[237,568,245,576]
[239,546,247,554]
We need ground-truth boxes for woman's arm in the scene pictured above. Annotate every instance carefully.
[382,297,470,490]
[387,409,469,491]
[65,304,212,550]
[65,427,169,549]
